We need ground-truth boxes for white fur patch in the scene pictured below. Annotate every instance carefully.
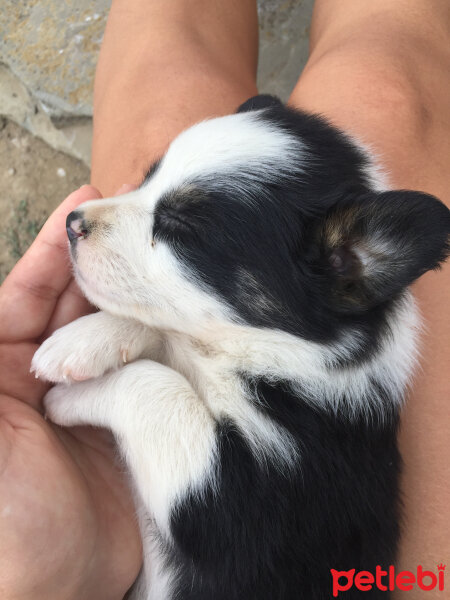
[163,334,299,470]
[43,360,218,534]
[142,110,305,203]
[347,133,391,192]
[181,291,419,419]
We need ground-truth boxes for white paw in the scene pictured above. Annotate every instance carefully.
[32,323,123,383]
[43,383,85,427]
[43,372,119,429]
[31,313,148,384]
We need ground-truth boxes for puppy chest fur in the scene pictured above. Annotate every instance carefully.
[32,95,450,600]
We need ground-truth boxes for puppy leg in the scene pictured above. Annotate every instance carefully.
[44,360,217,599]
[32,311,161,383]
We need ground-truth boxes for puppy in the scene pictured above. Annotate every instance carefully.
[32,96,450,599]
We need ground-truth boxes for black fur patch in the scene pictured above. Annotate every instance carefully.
[237,94,283,113]
[169,380,401,600]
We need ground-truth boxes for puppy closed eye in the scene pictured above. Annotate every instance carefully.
[155,206,193,232]
[153,188,211,240]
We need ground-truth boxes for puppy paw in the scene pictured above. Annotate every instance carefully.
[43,382,93,427]
[43,370,123,429]
[31,313,148,384]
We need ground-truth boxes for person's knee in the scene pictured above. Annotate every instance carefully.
[290,45,434,151]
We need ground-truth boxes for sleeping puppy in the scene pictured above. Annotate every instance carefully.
[32,96,450,600]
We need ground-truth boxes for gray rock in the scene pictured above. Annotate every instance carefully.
[0,64,92,164]
[0,0,107,117]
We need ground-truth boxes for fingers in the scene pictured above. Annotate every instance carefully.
[0,342,50,410]
[0,186,102,343]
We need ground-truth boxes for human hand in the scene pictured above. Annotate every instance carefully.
[0,185,142,600]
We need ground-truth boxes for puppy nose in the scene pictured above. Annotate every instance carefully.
[66,210,89,242]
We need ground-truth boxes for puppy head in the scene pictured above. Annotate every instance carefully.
[67,97,450,344]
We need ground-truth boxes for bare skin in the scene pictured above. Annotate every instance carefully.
[0,1,448,598]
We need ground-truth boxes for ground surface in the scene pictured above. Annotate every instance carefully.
[0,119,89,281]
[0,0,313,282]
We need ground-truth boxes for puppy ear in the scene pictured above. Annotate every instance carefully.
[320,190,450,312]
[236,94,282,113]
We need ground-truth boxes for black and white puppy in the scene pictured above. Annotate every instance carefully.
[32,96,450,600]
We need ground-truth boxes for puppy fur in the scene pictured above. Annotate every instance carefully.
[32,96,450,599]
